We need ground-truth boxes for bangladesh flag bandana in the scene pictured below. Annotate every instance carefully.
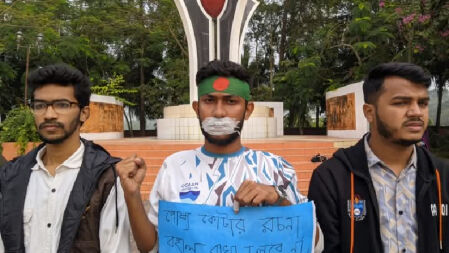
[198,76,251,101]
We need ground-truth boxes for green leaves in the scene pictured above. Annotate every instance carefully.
[0,0,190,126]
[353,41,376,54]
[0,106,40,155]
[1,0,447,132]
[91,74,138,106]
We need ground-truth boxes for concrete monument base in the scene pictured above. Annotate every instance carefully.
[80,94,124,140]
[157,103,282,140]
[326,81,369,139]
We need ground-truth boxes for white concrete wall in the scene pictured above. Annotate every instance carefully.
[157,118,203,140]
[326,81,369,139]
[90,94,123,106]
[241,117,277,138]
[157,104,279,139]
[253,102,283,136]
[81,132,124,140]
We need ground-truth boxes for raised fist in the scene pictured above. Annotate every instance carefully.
[116,154,147,196]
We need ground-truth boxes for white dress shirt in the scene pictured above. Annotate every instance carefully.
[0,142,134,253]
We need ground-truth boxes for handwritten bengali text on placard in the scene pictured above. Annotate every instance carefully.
[158,201,316,253]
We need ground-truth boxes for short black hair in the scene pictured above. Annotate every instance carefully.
[28,63,92,108]
[363,62,431,104]
[196,60,251,85]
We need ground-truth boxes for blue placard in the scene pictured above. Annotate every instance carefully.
[158,201,316,253]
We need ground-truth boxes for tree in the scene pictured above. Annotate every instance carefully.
[91,74,138,135]
[1,0,448,136]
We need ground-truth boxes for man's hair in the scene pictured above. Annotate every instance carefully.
[363,62,431,104]
[196,60,251,85]
[28,63,92,107]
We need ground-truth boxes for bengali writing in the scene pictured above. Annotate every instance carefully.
[260,216,302,238]
[198,213,246,236]
[159,201,315,253]
[164,210,191,230]
[163,210,303,237]
[163,236,308,253]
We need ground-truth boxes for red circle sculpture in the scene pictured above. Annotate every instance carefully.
[200,0,226,18]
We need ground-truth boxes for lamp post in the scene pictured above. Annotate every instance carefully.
[16,31,43,105]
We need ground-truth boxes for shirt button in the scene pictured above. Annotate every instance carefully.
[51,188,56,193]
[399,210,404,215]
[47,223,51,228]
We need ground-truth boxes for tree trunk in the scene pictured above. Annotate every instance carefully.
[298,107,305,135]
[139,48,146,136]
[269,33,275,94]
[288,107,296,129]
[138,0,146,136]
[435,76,444,131]
[315,105,320,128]
[279,0,290,64]
[124,107,133,137]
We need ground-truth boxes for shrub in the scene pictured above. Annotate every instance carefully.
[0,106,40,156]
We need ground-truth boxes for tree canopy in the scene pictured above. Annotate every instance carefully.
[245,0,448,130]
[1,0,448,131]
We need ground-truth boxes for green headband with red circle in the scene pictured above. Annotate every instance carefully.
[198,76,251,101]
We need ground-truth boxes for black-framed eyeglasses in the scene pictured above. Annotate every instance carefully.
[30,100,80,115]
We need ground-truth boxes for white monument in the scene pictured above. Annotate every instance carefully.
[157,0,283,139]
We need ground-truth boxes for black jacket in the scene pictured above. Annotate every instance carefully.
[0,155,6,168]
[308,138,449,253]
[0,139,120,253]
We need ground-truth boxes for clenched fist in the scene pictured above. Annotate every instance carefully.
[116,154,147,196]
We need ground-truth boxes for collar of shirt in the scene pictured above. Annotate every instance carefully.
[364,134,417,171]
[34,141,85,173]
[200,146,247,158]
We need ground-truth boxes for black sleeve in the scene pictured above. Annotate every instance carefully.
[308,165,341,253]
[0,155,6,168]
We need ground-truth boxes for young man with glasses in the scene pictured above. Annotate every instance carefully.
[0,64,137,252]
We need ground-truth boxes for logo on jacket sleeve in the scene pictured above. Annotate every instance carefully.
[347,194,366,221]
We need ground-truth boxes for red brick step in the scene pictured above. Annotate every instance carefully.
[97,139,342,198]
[2,137,355,199]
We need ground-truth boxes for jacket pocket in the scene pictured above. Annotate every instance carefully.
[23,208,32,247]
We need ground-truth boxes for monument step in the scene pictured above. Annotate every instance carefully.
[139,160,327,171]
[113,151,335,198]
[100,141,335,151]
[109,151,335,163]
[2,138,345,199]
[101,144,201,151]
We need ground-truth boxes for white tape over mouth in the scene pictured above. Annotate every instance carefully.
[201,117,240,136]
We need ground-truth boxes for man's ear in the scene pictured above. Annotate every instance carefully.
[192,101,199,118]
[244,102,254,120]
[363,103,374,123]
[80,106,90,124]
